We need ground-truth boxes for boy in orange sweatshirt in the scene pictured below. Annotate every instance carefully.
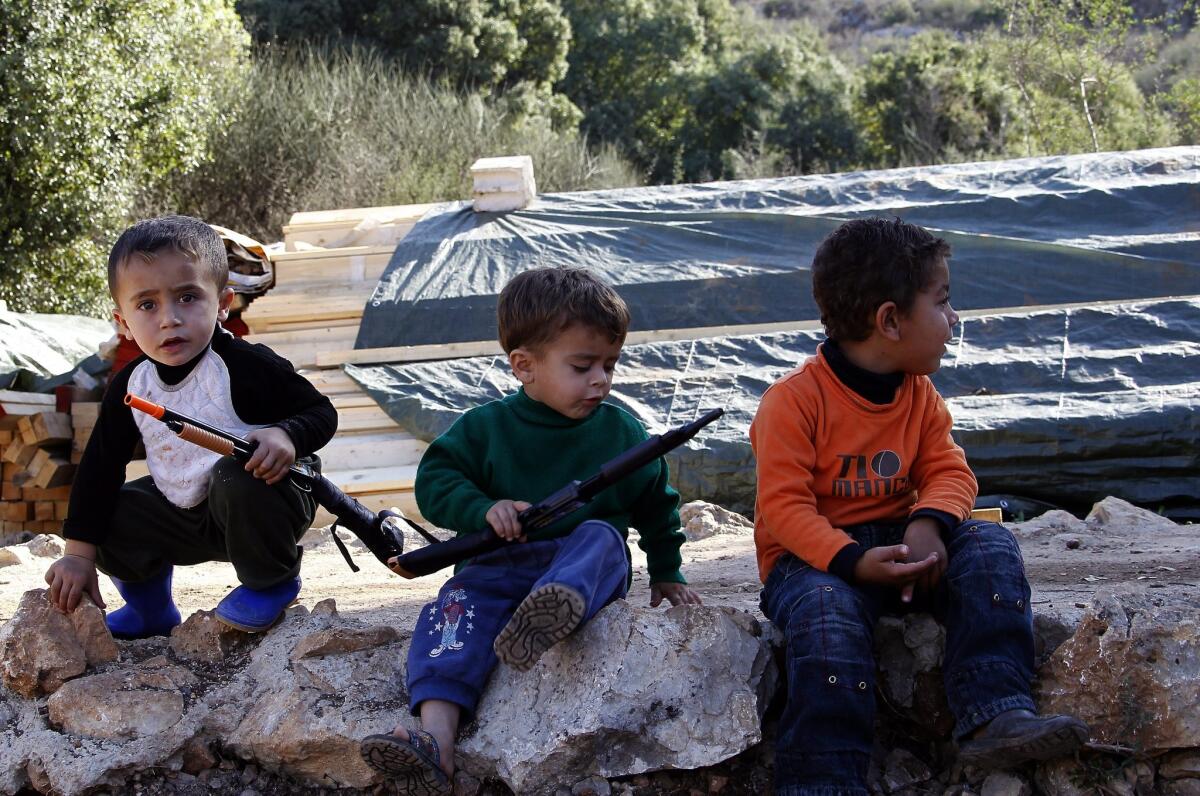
[750,218,1087,794]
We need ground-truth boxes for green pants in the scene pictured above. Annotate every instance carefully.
[95,456,317,589]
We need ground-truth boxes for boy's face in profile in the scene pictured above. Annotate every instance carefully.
[892,257,959,376]
[512,323,622,419]
[112,250,233,367]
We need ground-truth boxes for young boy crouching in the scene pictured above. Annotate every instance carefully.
[44,216,336,635]
[360,267,702,794]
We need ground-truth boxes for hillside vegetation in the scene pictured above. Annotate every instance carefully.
[2,0,1196,313]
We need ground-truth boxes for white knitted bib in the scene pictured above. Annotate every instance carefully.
[127,351,264,508]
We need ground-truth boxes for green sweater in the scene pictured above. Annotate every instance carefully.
[414,388,686,584]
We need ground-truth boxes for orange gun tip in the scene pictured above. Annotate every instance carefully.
[124,394,165,419]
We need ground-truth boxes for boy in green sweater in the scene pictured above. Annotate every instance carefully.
[360,267,702,794]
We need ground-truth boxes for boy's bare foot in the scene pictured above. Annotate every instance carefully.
[360,725,452,794]
[494,583,585,671]
[958,709,1089,770]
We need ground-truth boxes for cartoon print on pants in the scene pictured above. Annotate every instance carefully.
[429,588,472,658]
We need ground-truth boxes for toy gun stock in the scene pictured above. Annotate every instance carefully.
[389,407,724,578]
[123,394,436,573]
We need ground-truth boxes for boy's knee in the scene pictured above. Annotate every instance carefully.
[208,457,270,503]
[949,521,1024,569]
[947,521,1030,606]
[574,519,622,546]
[778,579,871,638]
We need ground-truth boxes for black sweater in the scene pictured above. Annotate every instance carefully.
[63,326,337,545]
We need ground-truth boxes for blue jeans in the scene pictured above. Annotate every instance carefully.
[407,519,630,720]
[760,520,1036,796]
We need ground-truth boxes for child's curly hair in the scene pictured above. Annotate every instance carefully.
[498,267,630,353]
[811,217,951,342]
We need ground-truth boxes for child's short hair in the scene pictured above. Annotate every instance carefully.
[498,267,630,353]
[107,215,227,298]
[811,217,951,342]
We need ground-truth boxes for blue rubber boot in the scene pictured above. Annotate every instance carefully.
[214,576,301,633]
[106,567,182,640]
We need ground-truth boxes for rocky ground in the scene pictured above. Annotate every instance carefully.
[0,503,765,650]
[0,498,1197,795]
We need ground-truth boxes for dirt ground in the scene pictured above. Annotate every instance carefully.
[0,520,765,633]
[4,505,1196,628]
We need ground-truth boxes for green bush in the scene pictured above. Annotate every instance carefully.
[682,24,862,179]
[1165,76,1200,142]
[560,0,860,182]
[235,0,575,125]
[857,31,1014,167]
[138,47,640,243]
[0,0,249,315]
[988,0,1178,155]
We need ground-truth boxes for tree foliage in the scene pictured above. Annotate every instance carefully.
[858,31,1013,167]
[560,1,860,182]
[137,47,639,244]
[236,0,575,124]
[0,0,249,314]
[988,0,1177,155]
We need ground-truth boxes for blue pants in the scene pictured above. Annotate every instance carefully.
[760,520,1036,796]
[407,519,630,719]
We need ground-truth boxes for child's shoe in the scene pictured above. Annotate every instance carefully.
[107,566,182,640]
[214,576,301,633]
[958,709,1089,770]
[493,583,585,671]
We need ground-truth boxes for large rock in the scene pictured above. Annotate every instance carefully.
[873,614,954,738]
[456,600,776,795]
[1037,588,1200,752]
[46,661,196,739]
[0,590,117,697]
[678,501,754,541]
[219,599,409,789]
[168,610,255,664]
[0,655,210,795]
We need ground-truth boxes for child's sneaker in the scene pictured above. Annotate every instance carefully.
[214,576,301,633]
[494,583,585,671]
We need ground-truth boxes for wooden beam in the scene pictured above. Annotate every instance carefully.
[1,439,37,467]
[285,203,435,230]
[317,319,819,368]
[18,412,72,446]
[0,391,56,406]
[316,431,426,472]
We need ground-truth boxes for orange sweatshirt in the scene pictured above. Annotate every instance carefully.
[750,346,977,582]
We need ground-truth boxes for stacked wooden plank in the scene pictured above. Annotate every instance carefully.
[1,393,75,535]
[281,203,436,251]
[70,401,99,464]
[243,205,435,524]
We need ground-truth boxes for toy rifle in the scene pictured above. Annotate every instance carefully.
[125,394,722,579]
[391,406,724,577]
[124,393,420,574]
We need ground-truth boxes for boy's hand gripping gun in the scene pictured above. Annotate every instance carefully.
[125,393,722,579]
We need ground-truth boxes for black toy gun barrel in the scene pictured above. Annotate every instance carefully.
[388,407,724,578]
[123,394,410,572]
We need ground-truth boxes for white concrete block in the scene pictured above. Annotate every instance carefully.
[471,155,536,212]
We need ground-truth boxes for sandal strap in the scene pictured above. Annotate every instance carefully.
[407,728,442,768]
